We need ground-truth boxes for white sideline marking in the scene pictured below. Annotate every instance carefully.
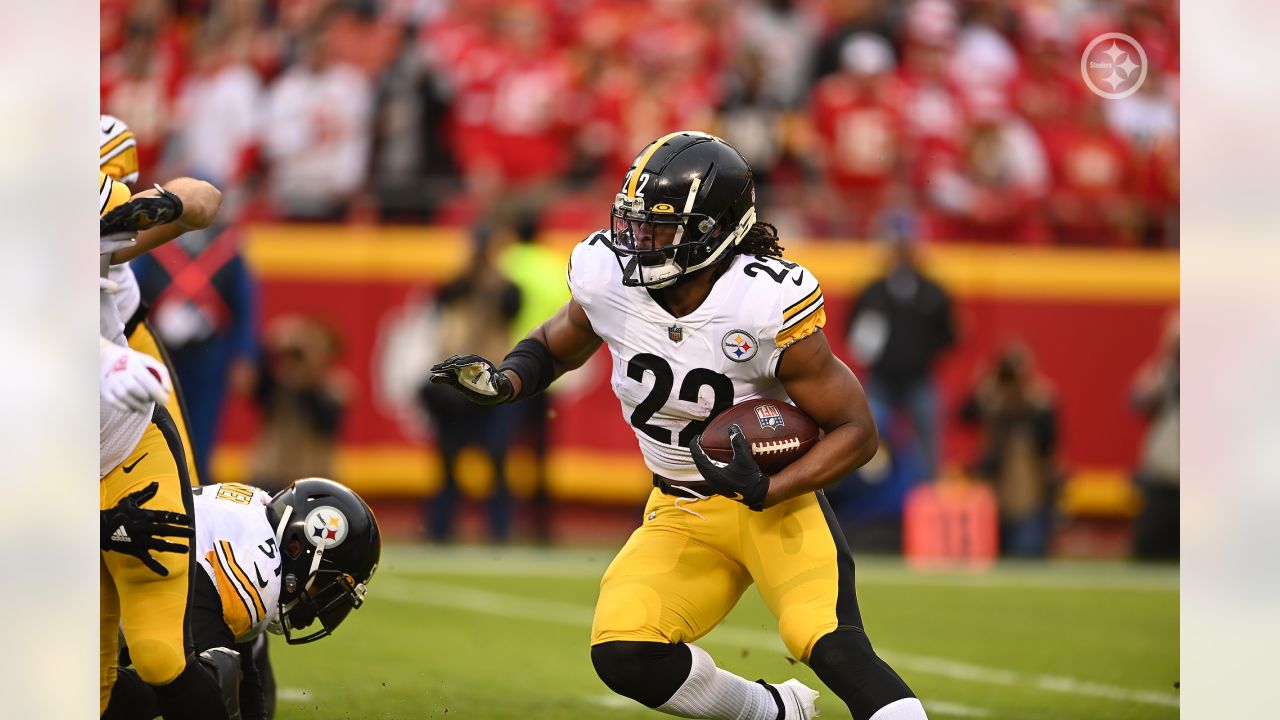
[383,549,1178,593]
[378,579,1179,709]
[586,693,642,710]
[278,687,312,703]
[927,700,990,717]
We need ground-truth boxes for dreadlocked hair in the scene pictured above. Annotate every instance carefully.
[734,222,785,259]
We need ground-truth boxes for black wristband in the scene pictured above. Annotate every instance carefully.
[498,338,556,400]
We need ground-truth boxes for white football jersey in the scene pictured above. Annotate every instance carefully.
[109,262,142,326]
[192,483,283,643]
[567,232,827,484]
[100,173,150,477]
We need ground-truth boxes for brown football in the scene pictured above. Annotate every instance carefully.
[699,398,820,474]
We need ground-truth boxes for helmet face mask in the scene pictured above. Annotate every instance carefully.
[276,566,369,644]
[606,132,757,289]
[610,197,720,289]
[267,478,381,645]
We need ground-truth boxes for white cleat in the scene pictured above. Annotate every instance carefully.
[776,678,820,719]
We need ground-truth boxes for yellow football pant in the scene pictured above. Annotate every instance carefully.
[126,320,200,486]
[100,405,194,714]
[591,488,861,664]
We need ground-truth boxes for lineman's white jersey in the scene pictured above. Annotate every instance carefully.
[109,262,142,326]
[100,172,150,476]
[192,483,283,643]
[567,232,827,484]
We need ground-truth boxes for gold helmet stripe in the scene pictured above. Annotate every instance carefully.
[626,131,685,199]
[99,130,135,161]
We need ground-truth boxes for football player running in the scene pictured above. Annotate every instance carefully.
[431,132,928,720]
[108,478,381,720]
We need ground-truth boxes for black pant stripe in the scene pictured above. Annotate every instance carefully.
[816,490,864,630]
[132,319,201,484]
[150,403,198,655]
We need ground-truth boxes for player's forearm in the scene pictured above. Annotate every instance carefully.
[166,177,223,229]
[764,421,878,506]
[111,177,223,262]
[500,330,599,400]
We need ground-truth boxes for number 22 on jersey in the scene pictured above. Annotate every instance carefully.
[627,354,734,449]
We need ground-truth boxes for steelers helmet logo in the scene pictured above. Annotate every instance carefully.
[721,330,758,362]
[304,506,350,549]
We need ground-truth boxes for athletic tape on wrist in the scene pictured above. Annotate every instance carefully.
[498,338,556,400]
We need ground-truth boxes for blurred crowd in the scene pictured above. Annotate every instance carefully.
[101,0,1179,245]
[106,0,1179,557]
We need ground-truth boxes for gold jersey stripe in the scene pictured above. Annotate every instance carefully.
[207,550,254,637]
[626,131,684,198]
[777,306,826,349]
[221,540,266,620]
[783,287,823,321]
[782,296,825,331]
[214,542,259,625]
[99,172,130,216]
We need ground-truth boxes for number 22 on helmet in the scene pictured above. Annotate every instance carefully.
[609,131,757,289]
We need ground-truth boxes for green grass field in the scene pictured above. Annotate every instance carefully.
[272,545,1178,720]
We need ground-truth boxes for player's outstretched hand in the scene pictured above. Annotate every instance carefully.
[690,424,770,511]
[101,482,194,577]
[101,340,173,414]
[429,354,514,405]
[100,184,185,238]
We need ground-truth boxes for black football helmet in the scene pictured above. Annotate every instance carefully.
[609,131,757,288]
[266,478,381,644]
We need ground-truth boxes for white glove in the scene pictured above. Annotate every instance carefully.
[101,337,172,413]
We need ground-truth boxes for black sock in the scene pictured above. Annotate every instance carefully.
[808,629,915,720]
[152,657,232,720]
[101,668,157,720]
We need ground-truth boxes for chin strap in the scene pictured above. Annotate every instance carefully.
[681,204,756,278]
[273,504,293,546]
[273,503,316,633]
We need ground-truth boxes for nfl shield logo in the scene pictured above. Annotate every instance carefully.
[755,404,786,431]
[668,325,684,343]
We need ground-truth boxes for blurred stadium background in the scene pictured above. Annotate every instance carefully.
[101,0,1178,716]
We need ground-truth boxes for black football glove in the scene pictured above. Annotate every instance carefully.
[101,481,194,577]
[100,185,185,238]
[689,424,770,511]
[429,354,514,405]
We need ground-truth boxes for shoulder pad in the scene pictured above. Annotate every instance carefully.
[99,172,131,217]
[566,230,617,309]
[769,259,825,350]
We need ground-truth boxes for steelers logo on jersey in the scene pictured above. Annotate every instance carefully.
[721,330,758,363]
[304,506,350,549]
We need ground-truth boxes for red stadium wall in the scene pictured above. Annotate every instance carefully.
[211,225,1178,504]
